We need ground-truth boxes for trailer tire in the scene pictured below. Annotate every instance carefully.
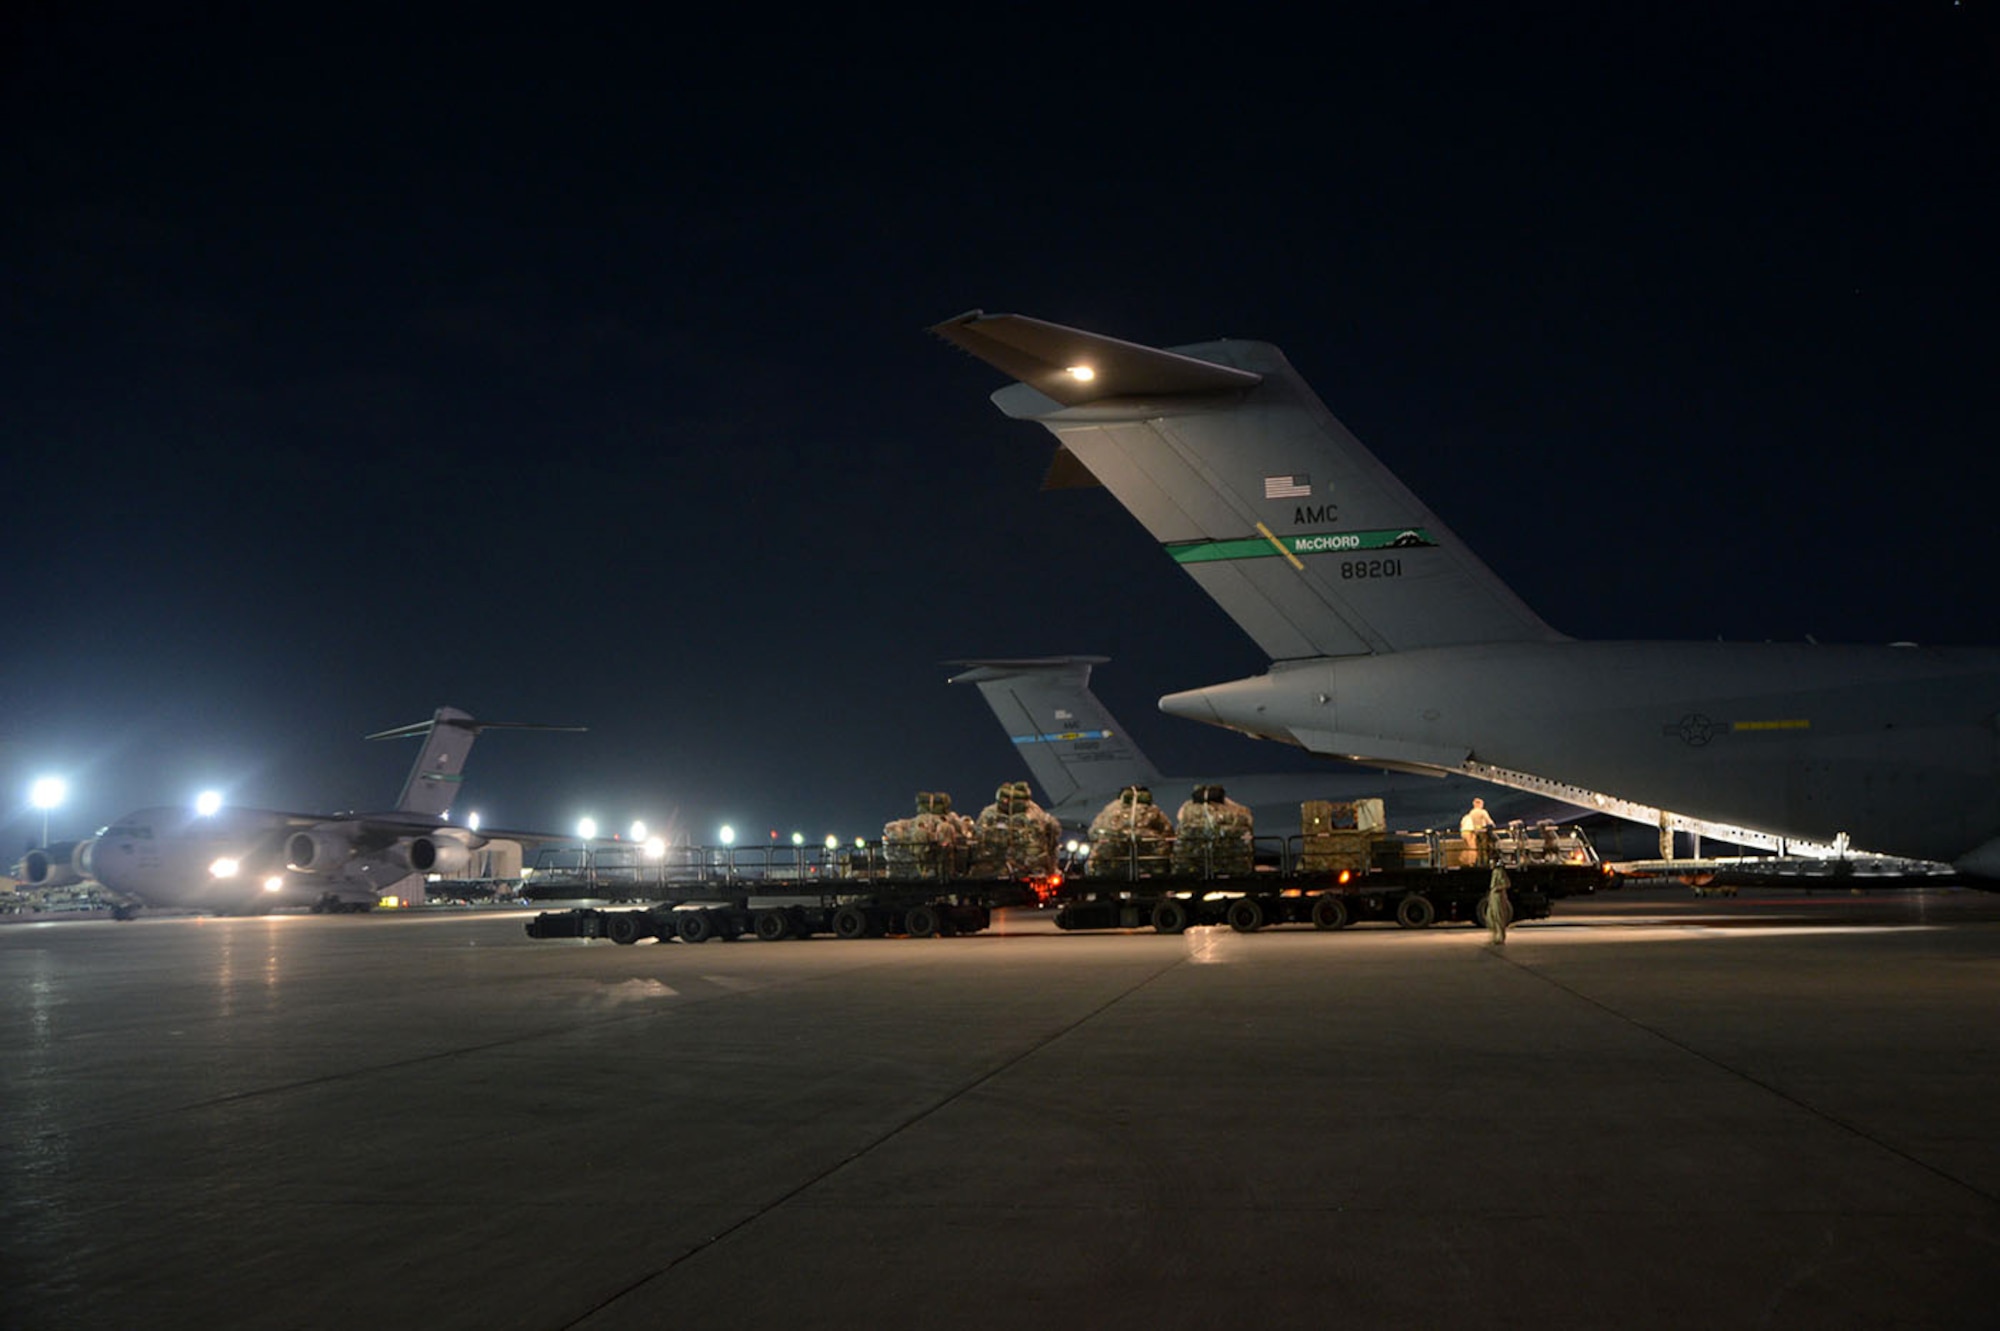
[1225,898,1265,933]
[1151,900,1191,935]
[833,905,870,940]
[905,905,940,938]
[1310,895,1350,930]
[677,910,715,944]
[606,912,644,946]
[1395,894,1436,929]
[753,910,790,942]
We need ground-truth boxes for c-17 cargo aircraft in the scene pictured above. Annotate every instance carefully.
[933,310,2000,878]
[949,655,1573,835]
[17,706,582,914]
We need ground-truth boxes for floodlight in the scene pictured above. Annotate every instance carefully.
[29,775,66,845]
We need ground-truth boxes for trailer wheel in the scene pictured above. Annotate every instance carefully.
[1225,898,1265,933]
[677,910,715,944]
[606,912,644,946]
[1395,894,1436,929]
[1472,897,1490,929]
[753,910,790,942]
[833,905,870,940]
[905,904,940,938]
[1151,900,1191,935]
[1310,895,1350,931]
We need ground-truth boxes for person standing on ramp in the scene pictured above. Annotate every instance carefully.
[1485,864,1513,945]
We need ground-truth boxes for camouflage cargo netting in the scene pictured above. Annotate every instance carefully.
[971,780,1060,877]
[1088,785,1176,879]
[884,791,973,879]
[1171,784,1254,877]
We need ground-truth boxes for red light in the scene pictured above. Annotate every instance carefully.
[1025,872,1064,904]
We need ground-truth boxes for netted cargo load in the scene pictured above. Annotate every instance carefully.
[970,780,1060,878]
[883,791,974,879]
[1299,798,1389,875]
[1170,784,1253,877]
[1086,785,1177,879]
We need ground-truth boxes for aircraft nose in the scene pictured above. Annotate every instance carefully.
[1160,674,1303,743]
[1159,687,1220,723]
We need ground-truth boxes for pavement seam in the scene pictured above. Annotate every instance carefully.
[29,955,891,1137]
[558,951,1191,1327]
[1490,949,2000,1210]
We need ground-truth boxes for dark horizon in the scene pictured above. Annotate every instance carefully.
[6,4,1995,853]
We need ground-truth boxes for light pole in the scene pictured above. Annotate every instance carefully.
[578,817,597,882]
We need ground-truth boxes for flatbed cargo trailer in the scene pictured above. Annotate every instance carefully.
[523,821,1606,942]
[1053,823,1605,933]
[524,881,1028,944]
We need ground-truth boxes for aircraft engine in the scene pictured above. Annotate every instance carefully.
[286,829,358,873]
[390,835,470,876]
[21,840,86,889]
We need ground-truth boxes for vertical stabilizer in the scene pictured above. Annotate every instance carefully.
[947,658,1163,815]
[370,707,483,818]
[366,708,586,819]
[931,311,1564,659]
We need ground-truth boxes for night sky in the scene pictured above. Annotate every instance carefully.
[5,4,1995,855]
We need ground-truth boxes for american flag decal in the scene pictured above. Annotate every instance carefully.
[1264,474,1311,499]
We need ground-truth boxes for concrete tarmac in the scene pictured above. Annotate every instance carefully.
[6,888,2000,1329]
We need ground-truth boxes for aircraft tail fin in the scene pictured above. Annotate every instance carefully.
[932,311,1564,659]
[947,657,1163,817]
[369,707,587,818]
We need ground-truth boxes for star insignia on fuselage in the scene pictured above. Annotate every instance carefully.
[1663,713,1723,746]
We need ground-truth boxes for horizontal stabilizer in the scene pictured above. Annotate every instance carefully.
[930,310,1262,409]
[938,310,1563,659]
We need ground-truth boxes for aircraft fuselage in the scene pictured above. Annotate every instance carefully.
[1162,639,2000,867]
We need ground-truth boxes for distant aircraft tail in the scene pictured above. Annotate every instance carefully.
[947,658,1163,816]
[931,311,1565,660]
[369,707,587,819]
